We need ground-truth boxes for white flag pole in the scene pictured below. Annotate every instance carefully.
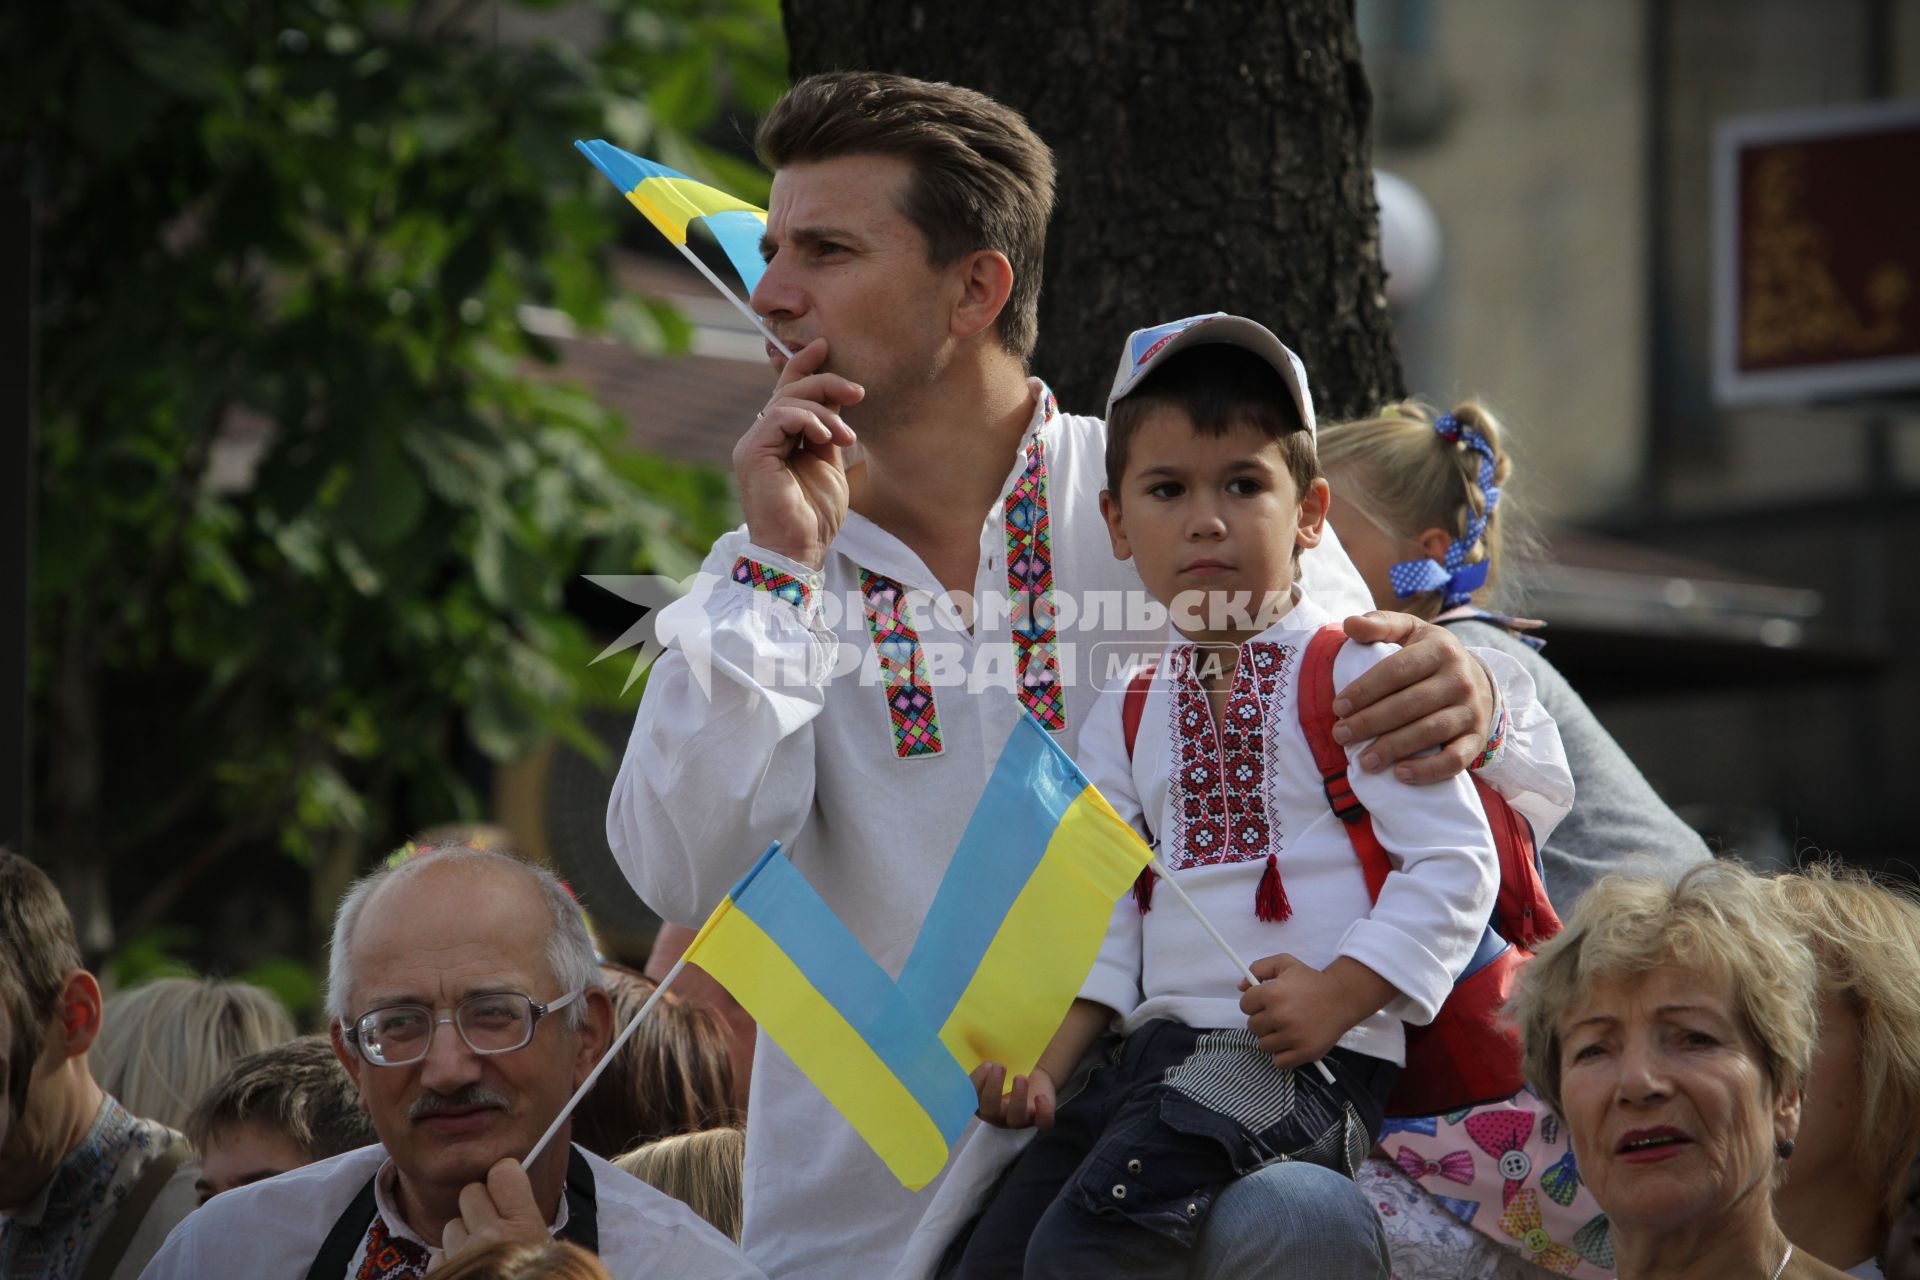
[671,241,794,360]
[1147,854,1338,1086]
[525,956,689,1168]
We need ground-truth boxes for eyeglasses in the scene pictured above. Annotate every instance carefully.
[345,990,584,1067]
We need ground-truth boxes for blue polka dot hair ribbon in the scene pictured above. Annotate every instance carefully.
[1387,412,1502,608]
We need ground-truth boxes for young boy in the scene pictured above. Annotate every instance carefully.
[184,1036,376,1205]
[950,315,1501,1278]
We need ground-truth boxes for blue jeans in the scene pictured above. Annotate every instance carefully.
[949,1021,1394,1279]
[1188,1160,1390,1279]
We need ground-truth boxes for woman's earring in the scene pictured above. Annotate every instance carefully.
[1776,1138,1796,1159]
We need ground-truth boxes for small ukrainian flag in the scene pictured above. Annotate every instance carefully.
[573,139,769,296]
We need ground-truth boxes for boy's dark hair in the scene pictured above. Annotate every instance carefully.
[183,1035,376,1160]
[1105,344,1320,498]
[0,850,83,1104]
[755,72,1057,364]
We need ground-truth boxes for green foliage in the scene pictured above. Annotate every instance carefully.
[6,0,776,934]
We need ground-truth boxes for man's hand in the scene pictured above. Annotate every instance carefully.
[430,1158,549,1271]
[733,338,862,571]
[970,1062,1058,1131]
[1333,612,1494,782]
[1239,955,1396,1070]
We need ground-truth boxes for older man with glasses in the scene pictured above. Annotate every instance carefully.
[142,847,761,1280]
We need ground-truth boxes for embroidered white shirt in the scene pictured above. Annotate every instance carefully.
[1074,589,1502,1065]
[137,1144,760,1280]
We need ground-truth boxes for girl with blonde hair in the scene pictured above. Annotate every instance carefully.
[1320,400,1709,909]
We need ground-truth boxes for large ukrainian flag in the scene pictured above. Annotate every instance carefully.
[573,139,767,295]
[897,716,1151,1081]
[681,718,1151,1189]
[680,843,979,1191]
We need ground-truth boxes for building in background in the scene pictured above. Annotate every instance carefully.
[1357,0,1920,871]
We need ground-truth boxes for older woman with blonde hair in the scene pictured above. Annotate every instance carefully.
[1508,861,1848,1280]
[1770,863,1920,1278]
[91,976,295,1130]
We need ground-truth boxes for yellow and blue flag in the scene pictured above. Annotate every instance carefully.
[679,717,1151,1189]
[896,716,1151,1079]
[679,841,979,1191]
[573,139,767,294]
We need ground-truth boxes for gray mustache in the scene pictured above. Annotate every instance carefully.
[409,1086,512,1122]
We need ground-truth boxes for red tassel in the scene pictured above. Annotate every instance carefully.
[1133,867,1155,913]
[1255,853,1291,922]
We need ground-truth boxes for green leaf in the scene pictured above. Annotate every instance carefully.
[342,430,427,550]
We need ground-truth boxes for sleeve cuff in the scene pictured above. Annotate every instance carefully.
[729,544,827,625]
[1469,676,1508,773]
[1337,917,1453,1025]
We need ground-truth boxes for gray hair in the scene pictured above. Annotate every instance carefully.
[326,846,600,1032]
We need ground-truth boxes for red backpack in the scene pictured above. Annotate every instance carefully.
[1121,624,1561,1117]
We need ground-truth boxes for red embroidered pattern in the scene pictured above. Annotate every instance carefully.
[356,1218,430,1280]
[859,569,942,758]
[1007,421,1066,733]
[1167,642,1292,870]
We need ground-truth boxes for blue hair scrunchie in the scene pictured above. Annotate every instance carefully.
[1387,412,1501,608]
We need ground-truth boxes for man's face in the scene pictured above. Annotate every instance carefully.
[193,1121,311,1205]
[750,153,966,429]
[333,865,607,1203]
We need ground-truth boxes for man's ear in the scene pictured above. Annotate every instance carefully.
[329,1020,365,1089]
[1295,478,1331,551]
[949,249,1014,343]
[571,989,616,1088]
[1099,489,1132,562]
[52,971,102,1061]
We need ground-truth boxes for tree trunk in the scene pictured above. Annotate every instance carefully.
[781,0,1402,421]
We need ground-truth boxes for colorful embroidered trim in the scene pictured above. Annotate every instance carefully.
[859,569,942,759]
[1006,433,1066,732]
[1166,642,1291,872]
[1471,688,1508,772]
[732,555,813,611]
[357,1218,431,1279]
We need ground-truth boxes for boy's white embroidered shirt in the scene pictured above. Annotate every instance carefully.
[1075,589,1501,1067]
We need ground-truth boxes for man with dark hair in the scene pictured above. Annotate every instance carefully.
[184,1036,378,1205]
[0,851,199,1280]
[608,72,1571,1278]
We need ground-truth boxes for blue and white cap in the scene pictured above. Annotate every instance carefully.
[1105,313,1317,440]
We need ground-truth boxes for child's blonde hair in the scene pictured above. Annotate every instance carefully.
[615,1126,745,1242]
[1319,399,1522,619]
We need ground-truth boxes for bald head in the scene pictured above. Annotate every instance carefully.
[326,848,598,1030]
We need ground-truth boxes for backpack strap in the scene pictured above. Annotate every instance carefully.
[1121,663,1155,759]
[1120,662,1158,910]
[1298,626,1391,902]
[79,1139,188,1280]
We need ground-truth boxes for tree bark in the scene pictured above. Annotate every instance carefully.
[781,0,1402,420]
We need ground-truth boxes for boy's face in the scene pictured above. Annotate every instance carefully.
[1101,405,1328,643]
